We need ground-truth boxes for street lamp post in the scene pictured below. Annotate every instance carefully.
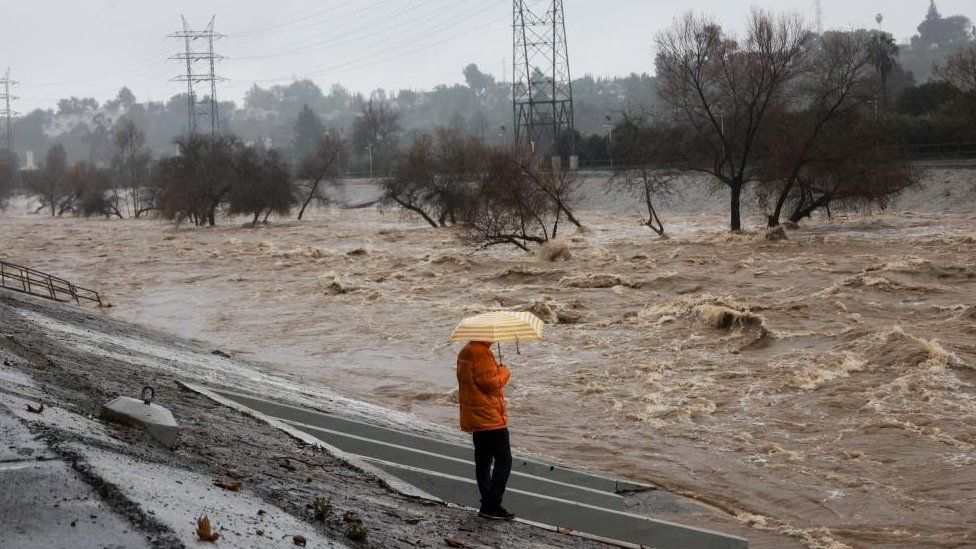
[365,144,374,179]
[604,114,613,171]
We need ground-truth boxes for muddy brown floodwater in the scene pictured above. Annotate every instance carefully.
[3,170,975,548]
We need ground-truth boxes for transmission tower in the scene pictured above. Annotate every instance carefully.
[169,16,225,136]
[512,0,575,160]
[0,68,17,154]
[815,0,823,35]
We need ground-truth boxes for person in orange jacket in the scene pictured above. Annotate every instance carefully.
[456,340,515,520]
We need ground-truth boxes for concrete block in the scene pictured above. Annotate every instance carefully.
[101,396,179,449]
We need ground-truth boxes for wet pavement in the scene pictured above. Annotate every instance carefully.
[0,405,151,549]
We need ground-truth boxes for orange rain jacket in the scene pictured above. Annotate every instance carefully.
[456,341,510,433]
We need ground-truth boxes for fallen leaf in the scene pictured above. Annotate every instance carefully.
[26,403,44,414]
[255,529,264,536]
[556,526,573,535]
[197,515,220,542]
[444,538,470,548]
[279,458,296,471]
[293,534,307,546]
[213,479,242,491]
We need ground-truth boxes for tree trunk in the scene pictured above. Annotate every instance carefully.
[729,178,743,232]
[767,178,797,227]
[558,201,582,229]
[392,196,439,228]
[297,179,321,220]
[644,186,666,236]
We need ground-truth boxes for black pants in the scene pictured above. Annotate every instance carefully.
[472,428,512,510]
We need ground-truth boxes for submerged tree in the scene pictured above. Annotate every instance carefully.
[69,162,118,218]
[607,112,677,237]
[295,132,345,220]
[782,118,918,223]
[462,147,583,251]
[112,118,153,217]
[462,148,555,251]
[655,9,812,231]
[755,30,879,226]
[157,135,239,226]
[228,146,294,225]
[382,128,484,227]
[27,144,70,216]
[0,160,15,210]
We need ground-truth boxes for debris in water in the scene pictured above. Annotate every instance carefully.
[693,304,763,330]
[535,238,572,261]
[763,225,788,241]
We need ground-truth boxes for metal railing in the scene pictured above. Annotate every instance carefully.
[0,260,102,306]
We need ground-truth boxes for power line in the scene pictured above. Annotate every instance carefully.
[232,0,454,61]
[238,0,524,84]
[170,15,225,136]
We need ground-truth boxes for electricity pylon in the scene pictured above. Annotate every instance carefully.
[0,68,17,154]
[815,0,823,35]
[512,0,575,159]
[170,16,225,136]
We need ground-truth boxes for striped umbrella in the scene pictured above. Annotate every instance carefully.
[449,311,544,362]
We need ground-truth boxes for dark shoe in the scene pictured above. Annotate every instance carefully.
[478,506,515,521]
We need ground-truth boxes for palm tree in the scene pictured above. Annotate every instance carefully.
[867,32,899,112]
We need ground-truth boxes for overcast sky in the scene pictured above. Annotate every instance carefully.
[2,0,972,112]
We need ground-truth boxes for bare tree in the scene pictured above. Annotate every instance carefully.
[352,100,401,175]
[0,161,14,210]
[382,129,484,228]
[783,118,918,223]
[935,42,976,91]
[755,30,875,227]
[295,132,345,220]
[607,112,678,237]
[462,148,553,251]
[655,9,812,231]
[26,144,70,216]
[70,163,119,218]
[112,118,153,217]
[512,152,584,233]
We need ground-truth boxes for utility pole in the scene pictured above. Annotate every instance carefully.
[170,15,225,137]
[512,0,576,161]
[365,145,373,179]
[0,68,17,156]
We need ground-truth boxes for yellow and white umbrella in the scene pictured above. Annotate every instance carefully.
[449,311,544,362]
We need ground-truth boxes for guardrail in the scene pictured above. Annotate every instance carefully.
[0,260,102,306]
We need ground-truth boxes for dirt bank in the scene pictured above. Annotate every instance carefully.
[0,291,619,548]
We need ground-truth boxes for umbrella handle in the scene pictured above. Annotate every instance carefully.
[496,342,502,365]
[516,335,521,355]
